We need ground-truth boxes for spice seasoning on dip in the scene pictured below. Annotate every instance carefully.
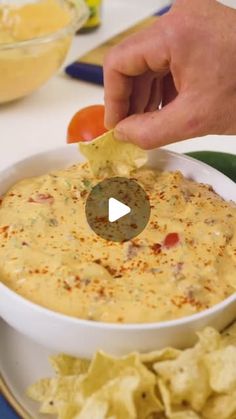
[0,163,235,323]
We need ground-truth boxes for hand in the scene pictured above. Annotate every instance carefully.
[104,0,236,149]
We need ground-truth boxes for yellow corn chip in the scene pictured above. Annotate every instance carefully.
[27,378,51,402]
[154,346,211,411]
[157,378,201,419]
[202,390,236,419]
[75,398,108,419]
[27,376,84,414]
[50,354,90,376]
[158,378,172,418]
[57,402,80,419]
[78,351,163,418]
[75,371,139,419]
[203,345,236,393]
[196,327,221,352]
[79,130,147,177]
[169,411,201,419]
[140,348,181,365]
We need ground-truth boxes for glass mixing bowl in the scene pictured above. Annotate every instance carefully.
[0,0,89,103]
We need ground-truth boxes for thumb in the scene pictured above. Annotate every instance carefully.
[114,95,204,149]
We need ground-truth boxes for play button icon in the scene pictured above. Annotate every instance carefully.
[108,198,131,222]
[85,177,150,242]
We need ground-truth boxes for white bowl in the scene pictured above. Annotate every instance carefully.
[0,146,235,357]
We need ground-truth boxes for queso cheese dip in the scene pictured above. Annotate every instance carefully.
[0,0,71,43]
[0,0,72,103]
[0,163,235,323]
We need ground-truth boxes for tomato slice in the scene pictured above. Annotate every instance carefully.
[164,233,180,248]
[67,104,108,143]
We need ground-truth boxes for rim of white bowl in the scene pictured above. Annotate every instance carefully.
[0,145,235,330]
[0,282,235,330]
[1,144,235,199]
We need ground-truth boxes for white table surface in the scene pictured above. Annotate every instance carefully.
[0,0,236,172]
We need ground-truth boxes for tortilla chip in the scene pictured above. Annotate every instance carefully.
[74,398,108,419]
[57,402,80,419]
[140,348,181,365]
[79,130,147,177]
[78,351,163,418]
[196,327,221,352]
[203,345,236,393]
[169,411,201,419]
[202,390,236,419]
[158,378,203,419]
[50,354,90,376]
[27,378,51,402]
[27,376,84,414]
[154,346,211,411]
[75,371,139,419]
[158,378,172,418]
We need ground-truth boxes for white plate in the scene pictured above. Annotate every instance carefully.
[0,319,55,419]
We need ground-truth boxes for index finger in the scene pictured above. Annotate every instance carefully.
[103,19,170,129]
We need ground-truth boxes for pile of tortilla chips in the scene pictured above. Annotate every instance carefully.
[27,321,236,419]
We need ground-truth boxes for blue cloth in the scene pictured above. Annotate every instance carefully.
[0,395,20,419]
